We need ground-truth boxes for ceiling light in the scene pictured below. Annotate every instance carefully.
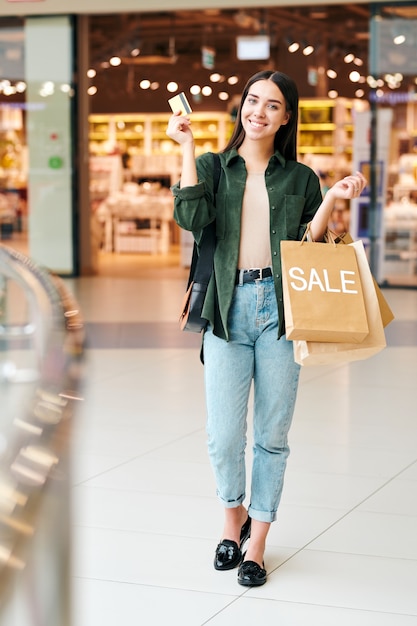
[385,72,403,89]
[284,35,299,53]
[3,85,16,96]
[393,35,406,45]
[210,73,222,83]
[201,85,212,96]
[167,81,178,92]
[349,71,361,83]
[344,53,355,63]
[109,56,121,67]
[87,86,97,96]
[87,69,96,78]
[328,90,338,99]
[139,79,151,89]
[41,81,54,96]
[327,69,337,79]
[288,42,300,53]
[190,84,201,95]
[228,75,239,85]
[302,45,314,56]
[367,75,378,88]
[355,89,365,98]
[131,48,141,57]
[218,92,229,101]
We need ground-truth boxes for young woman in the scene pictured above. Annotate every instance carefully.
[167,70,366,587]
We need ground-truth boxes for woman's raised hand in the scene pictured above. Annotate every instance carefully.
[329,171,368,199]
[166,110,194,145]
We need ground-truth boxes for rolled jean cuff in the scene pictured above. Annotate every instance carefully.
[248,505,277,524]
[217,492,246,509]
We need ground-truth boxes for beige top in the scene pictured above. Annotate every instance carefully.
[238,171,272,270]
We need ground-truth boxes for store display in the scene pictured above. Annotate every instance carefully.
[0,116,27,236]
[383,153,417,281]
[89,155,123,203]
[384,201,417,277]
[96,184,173,254]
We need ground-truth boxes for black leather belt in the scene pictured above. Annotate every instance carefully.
[236,267,273,284]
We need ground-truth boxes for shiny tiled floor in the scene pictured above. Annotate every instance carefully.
[66,252,417,626]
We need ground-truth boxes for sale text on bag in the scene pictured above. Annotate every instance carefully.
[280,238,369,342]
[288,267,359,293]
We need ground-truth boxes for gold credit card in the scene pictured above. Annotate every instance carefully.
[168,92,192,114]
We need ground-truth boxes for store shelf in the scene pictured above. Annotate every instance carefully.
[89,112,233,157]
[298,146,335,154]
[297,97,367,179]
[298,98,356,159]
[299,123,336,131]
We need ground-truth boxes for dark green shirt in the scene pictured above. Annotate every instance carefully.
[172,148,323,340]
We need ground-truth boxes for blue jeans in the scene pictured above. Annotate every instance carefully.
[203,276,300,523]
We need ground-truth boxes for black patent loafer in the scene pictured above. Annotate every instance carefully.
[214,516,252,571]
[237,560,267,587]
[214,539,242,570]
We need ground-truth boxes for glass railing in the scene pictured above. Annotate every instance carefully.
[0,244,85,626]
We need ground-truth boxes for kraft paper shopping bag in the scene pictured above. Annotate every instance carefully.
[281,237,369,343]
[293,239,387,366]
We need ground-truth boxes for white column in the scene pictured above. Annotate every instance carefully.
[25,15,75,274]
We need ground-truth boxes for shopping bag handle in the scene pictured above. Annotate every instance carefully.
[302,223,337,246]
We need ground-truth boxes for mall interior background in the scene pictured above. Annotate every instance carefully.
[0,2,416,284]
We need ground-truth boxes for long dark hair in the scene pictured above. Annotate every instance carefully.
[223,70,299,161]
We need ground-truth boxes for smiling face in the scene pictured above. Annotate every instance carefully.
[240,79,290,146]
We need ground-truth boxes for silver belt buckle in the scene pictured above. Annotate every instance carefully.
[249,267,262,281]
